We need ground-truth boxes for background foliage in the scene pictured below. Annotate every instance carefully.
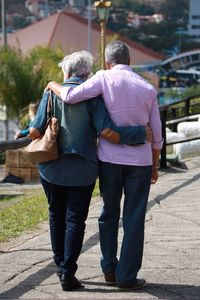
[0,45,64,124]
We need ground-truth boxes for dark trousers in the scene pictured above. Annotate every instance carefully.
[98,161,152,285]
[41,177,95,278]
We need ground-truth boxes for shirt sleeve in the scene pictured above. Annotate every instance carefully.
[20,128,30,137]
[30,92,49,133]
[61,73,102,104]
[149,92,164,150]
[115,126,146,145]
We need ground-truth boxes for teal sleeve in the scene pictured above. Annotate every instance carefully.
[89,97,146,145]
[112,125,146,145]
[20,128,30,137]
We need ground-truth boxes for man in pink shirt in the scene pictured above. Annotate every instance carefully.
[46,40,163,290]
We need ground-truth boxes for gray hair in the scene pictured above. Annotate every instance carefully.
[58,50,93,78]
[105,40,130,65]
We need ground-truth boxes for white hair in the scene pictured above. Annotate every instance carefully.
[58,50,93,78]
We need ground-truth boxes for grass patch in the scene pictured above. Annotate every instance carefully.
[93,179,100,197]
[0,181,100,243]
[0,192,48,243]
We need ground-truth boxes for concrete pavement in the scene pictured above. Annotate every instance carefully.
[0,157,200,299]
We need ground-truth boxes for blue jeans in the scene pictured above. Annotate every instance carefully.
[41,177,95,278]
[98,161,152,285]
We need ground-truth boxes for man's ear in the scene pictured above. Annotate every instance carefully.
[106,62,111,69]
[106,62,112,69]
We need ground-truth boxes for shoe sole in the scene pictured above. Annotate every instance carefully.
[62,284,85,291]
[105,281,117,286]
[118,282,146,290]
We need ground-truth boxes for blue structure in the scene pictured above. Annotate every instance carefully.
[158,49,200,74]
[156,50,200,104]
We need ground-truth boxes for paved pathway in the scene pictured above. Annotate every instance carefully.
[0,157,200,299]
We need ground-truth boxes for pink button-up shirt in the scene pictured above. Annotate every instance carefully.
[61,65,163,166]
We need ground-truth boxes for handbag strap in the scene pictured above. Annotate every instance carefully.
[46,81,81,119]
[47,90,54,119]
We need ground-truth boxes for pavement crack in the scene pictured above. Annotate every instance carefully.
[160,210,200,226]
[0,247,51,254]
[4,257,52,284]
[0,229,49,253]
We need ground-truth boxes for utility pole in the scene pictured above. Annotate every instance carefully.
[1,0,9,140]
[1,0,7,45]
[88,0,92,53]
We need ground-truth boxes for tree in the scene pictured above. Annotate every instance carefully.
[0,45,64,123]
[104,0,197,55]
[120,21,178,54]
[0,45,34,119]
[111,0,155,14]
[158,0,188,25]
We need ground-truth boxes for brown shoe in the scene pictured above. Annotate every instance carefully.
[104,272,117,285]
[118,278,146,290]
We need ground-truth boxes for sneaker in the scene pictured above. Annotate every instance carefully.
[60,275,84,291]
[118,278,146,290]
[104,272,117,285]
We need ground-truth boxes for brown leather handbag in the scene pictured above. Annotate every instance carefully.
[24,92,59,164]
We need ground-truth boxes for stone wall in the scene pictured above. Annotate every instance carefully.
[5,149,39,182]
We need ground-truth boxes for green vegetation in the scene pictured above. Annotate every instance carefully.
[106,0,198,54]
[163,86,200,103]
[0,191,48,242]
[0,45,64,125]
[0,181,100,243]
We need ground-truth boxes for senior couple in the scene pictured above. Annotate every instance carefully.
[30,40,163,292]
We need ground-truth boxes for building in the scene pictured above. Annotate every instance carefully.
[25,0,50,18]
[25,0,68,17]
[127,12,163,28]
[0,11,164,66]
[157,49,200,89]
[189,0,200,42]
[69,0,86,9]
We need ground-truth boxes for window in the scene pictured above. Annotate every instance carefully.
[192,15,200,19]
[192,25,200,29]
[191,53,200,62]
[191,35,200,39]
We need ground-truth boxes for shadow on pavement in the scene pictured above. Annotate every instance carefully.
[1,260,199,300]
[148,173,200,209]
[0,262,56,299]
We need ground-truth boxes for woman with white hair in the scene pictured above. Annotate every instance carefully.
[29,50,150,291]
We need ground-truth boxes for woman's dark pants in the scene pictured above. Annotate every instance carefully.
[41,177,95,278]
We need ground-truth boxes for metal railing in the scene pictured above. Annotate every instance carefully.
[0,137,30,153]
[1,95,200,169]
[159,95,200,168]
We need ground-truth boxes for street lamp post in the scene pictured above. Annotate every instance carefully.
[94,0,111,69]
[1,0,7,45]
[88,0,92,53]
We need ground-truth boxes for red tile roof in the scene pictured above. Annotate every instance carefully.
[2,11,165,65]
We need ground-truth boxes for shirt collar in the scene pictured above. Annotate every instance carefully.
[110,64,132,71]
[64,77,85,84]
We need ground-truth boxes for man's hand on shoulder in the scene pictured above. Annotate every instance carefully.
[44,81,62,97]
